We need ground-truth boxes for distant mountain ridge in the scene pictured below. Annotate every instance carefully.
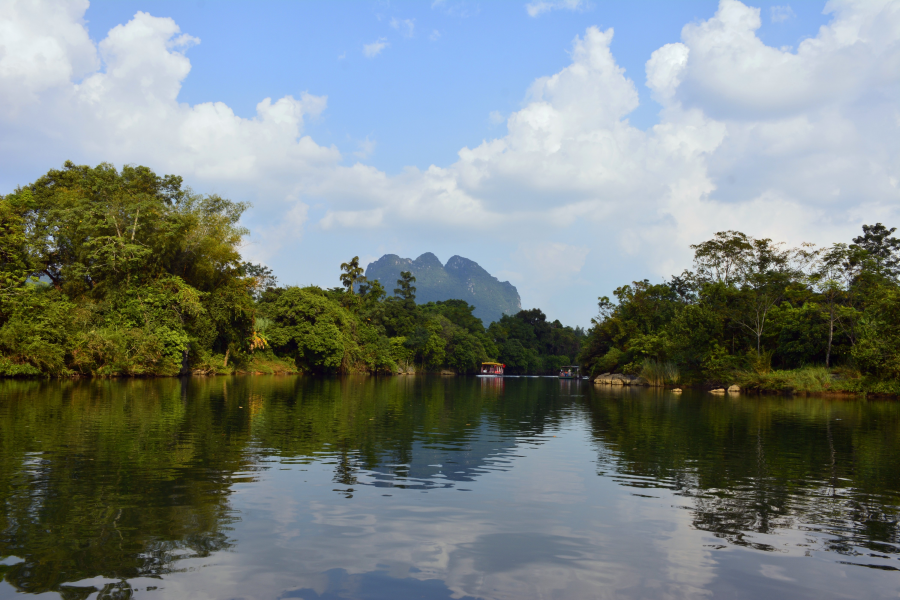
[364,253,521,325]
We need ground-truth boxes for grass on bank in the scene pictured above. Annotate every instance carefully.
[194,351,297,376]
[735,365,900,396]
[640,359,680,386]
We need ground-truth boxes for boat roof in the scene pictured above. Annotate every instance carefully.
[560,365,580,368]
[482,362,504,366]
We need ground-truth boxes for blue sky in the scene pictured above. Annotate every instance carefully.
[82,1,830,173]
[1,0,898,326]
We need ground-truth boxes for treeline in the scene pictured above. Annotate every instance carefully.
[256,258,583,375]
[0,162,582,377]
[579,226,900,390]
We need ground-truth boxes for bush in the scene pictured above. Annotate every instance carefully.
[594,348,623,374]
[702,344,742,384]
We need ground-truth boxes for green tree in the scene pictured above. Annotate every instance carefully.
[422,299,484,334]
[340,256,366,295]
[394,270,416,303]
[0,196,33,296]
[851,223,900,279]
[0,162,257,376]
[691,230,753,286]
[729,237,811,356]
[810,244,855,366]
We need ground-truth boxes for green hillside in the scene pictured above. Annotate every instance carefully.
[364,253,521,324]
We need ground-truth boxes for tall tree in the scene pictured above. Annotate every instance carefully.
[691,231,753,285]
[394,271,416,303]
[851,223,900,278]
[339,256,366,295]
[732,238,795,356]
[358,279,386,302]
[0,196,32,296]
[810,244,850,367]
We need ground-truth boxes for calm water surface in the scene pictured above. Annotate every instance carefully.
[0,376,898,599]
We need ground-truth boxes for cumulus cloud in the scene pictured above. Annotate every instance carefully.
[363,38,389,58]
[1,0,899,325]
[526,0,588,18]
[0,0,98,110]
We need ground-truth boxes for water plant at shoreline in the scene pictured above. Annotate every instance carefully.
[639,358,680,387]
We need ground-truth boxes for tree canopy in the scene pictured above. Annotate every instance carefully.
[580,225,900,387]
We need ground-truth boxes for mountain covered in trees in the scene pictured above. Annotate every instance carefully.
[364,253,521,325]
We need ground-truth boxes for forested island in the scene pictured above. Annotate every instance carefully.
[2,162,899,395]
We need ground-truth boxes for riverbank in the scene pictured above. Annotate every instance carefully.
[0,353,300,379]
[593,366,900,398]
[735,366,900,397]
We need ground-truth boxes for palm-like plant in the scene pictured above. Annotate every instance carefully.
[339,256,366,294]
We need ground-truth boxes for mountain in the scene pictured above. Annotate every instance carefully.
[364,253,521,325]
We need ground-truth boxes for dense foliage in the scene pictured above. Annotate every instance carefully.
[0,163,582,377]
[256,265,583,375]
[579,226,900,388]
[0,161,275,377]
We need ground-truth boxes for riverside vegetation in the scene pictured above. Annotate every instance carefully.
[3,162,900,395]
[0,163,582,378]
[578,226,900,395]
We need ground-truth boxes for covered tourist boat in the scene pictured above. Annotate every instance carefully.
[479,362,505,376]
[558,365,580,379]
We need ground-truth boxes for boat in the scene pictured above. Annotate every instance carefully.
[558,365,580,379]
[479,362,505,376]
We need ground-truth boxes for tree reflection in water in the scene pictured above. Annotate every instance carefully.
[0,377,898,597]
[582,386,900,562]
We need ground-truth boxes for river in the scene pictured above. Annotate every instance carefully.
[0,376,897,599]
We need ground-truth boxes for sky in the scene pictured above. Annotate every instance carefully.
[1,0,898,326]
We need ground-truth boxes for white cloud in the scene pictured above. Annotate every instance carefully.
[645,43,690,101]
[2,0,899,325]
[770,5,796,23]
[0,1,339,236]
[488,110,505,125]
[354,136,377,159]
[526,0,587,18]
[363,38,389,58]
[430,29,442,41]
[320,208,385,230]
[515,243,590,282]
[390,17,415,38]
[0,0,98,110]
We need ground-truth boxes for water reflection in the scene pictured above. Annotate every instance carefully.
[583,386,900,564]
[0,376,897,598]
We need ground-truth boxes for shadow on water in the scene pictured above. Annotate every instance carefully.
[0,376,897,597]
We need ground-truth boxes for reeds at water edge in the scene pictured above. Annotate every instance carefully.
[640,359,680,386]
